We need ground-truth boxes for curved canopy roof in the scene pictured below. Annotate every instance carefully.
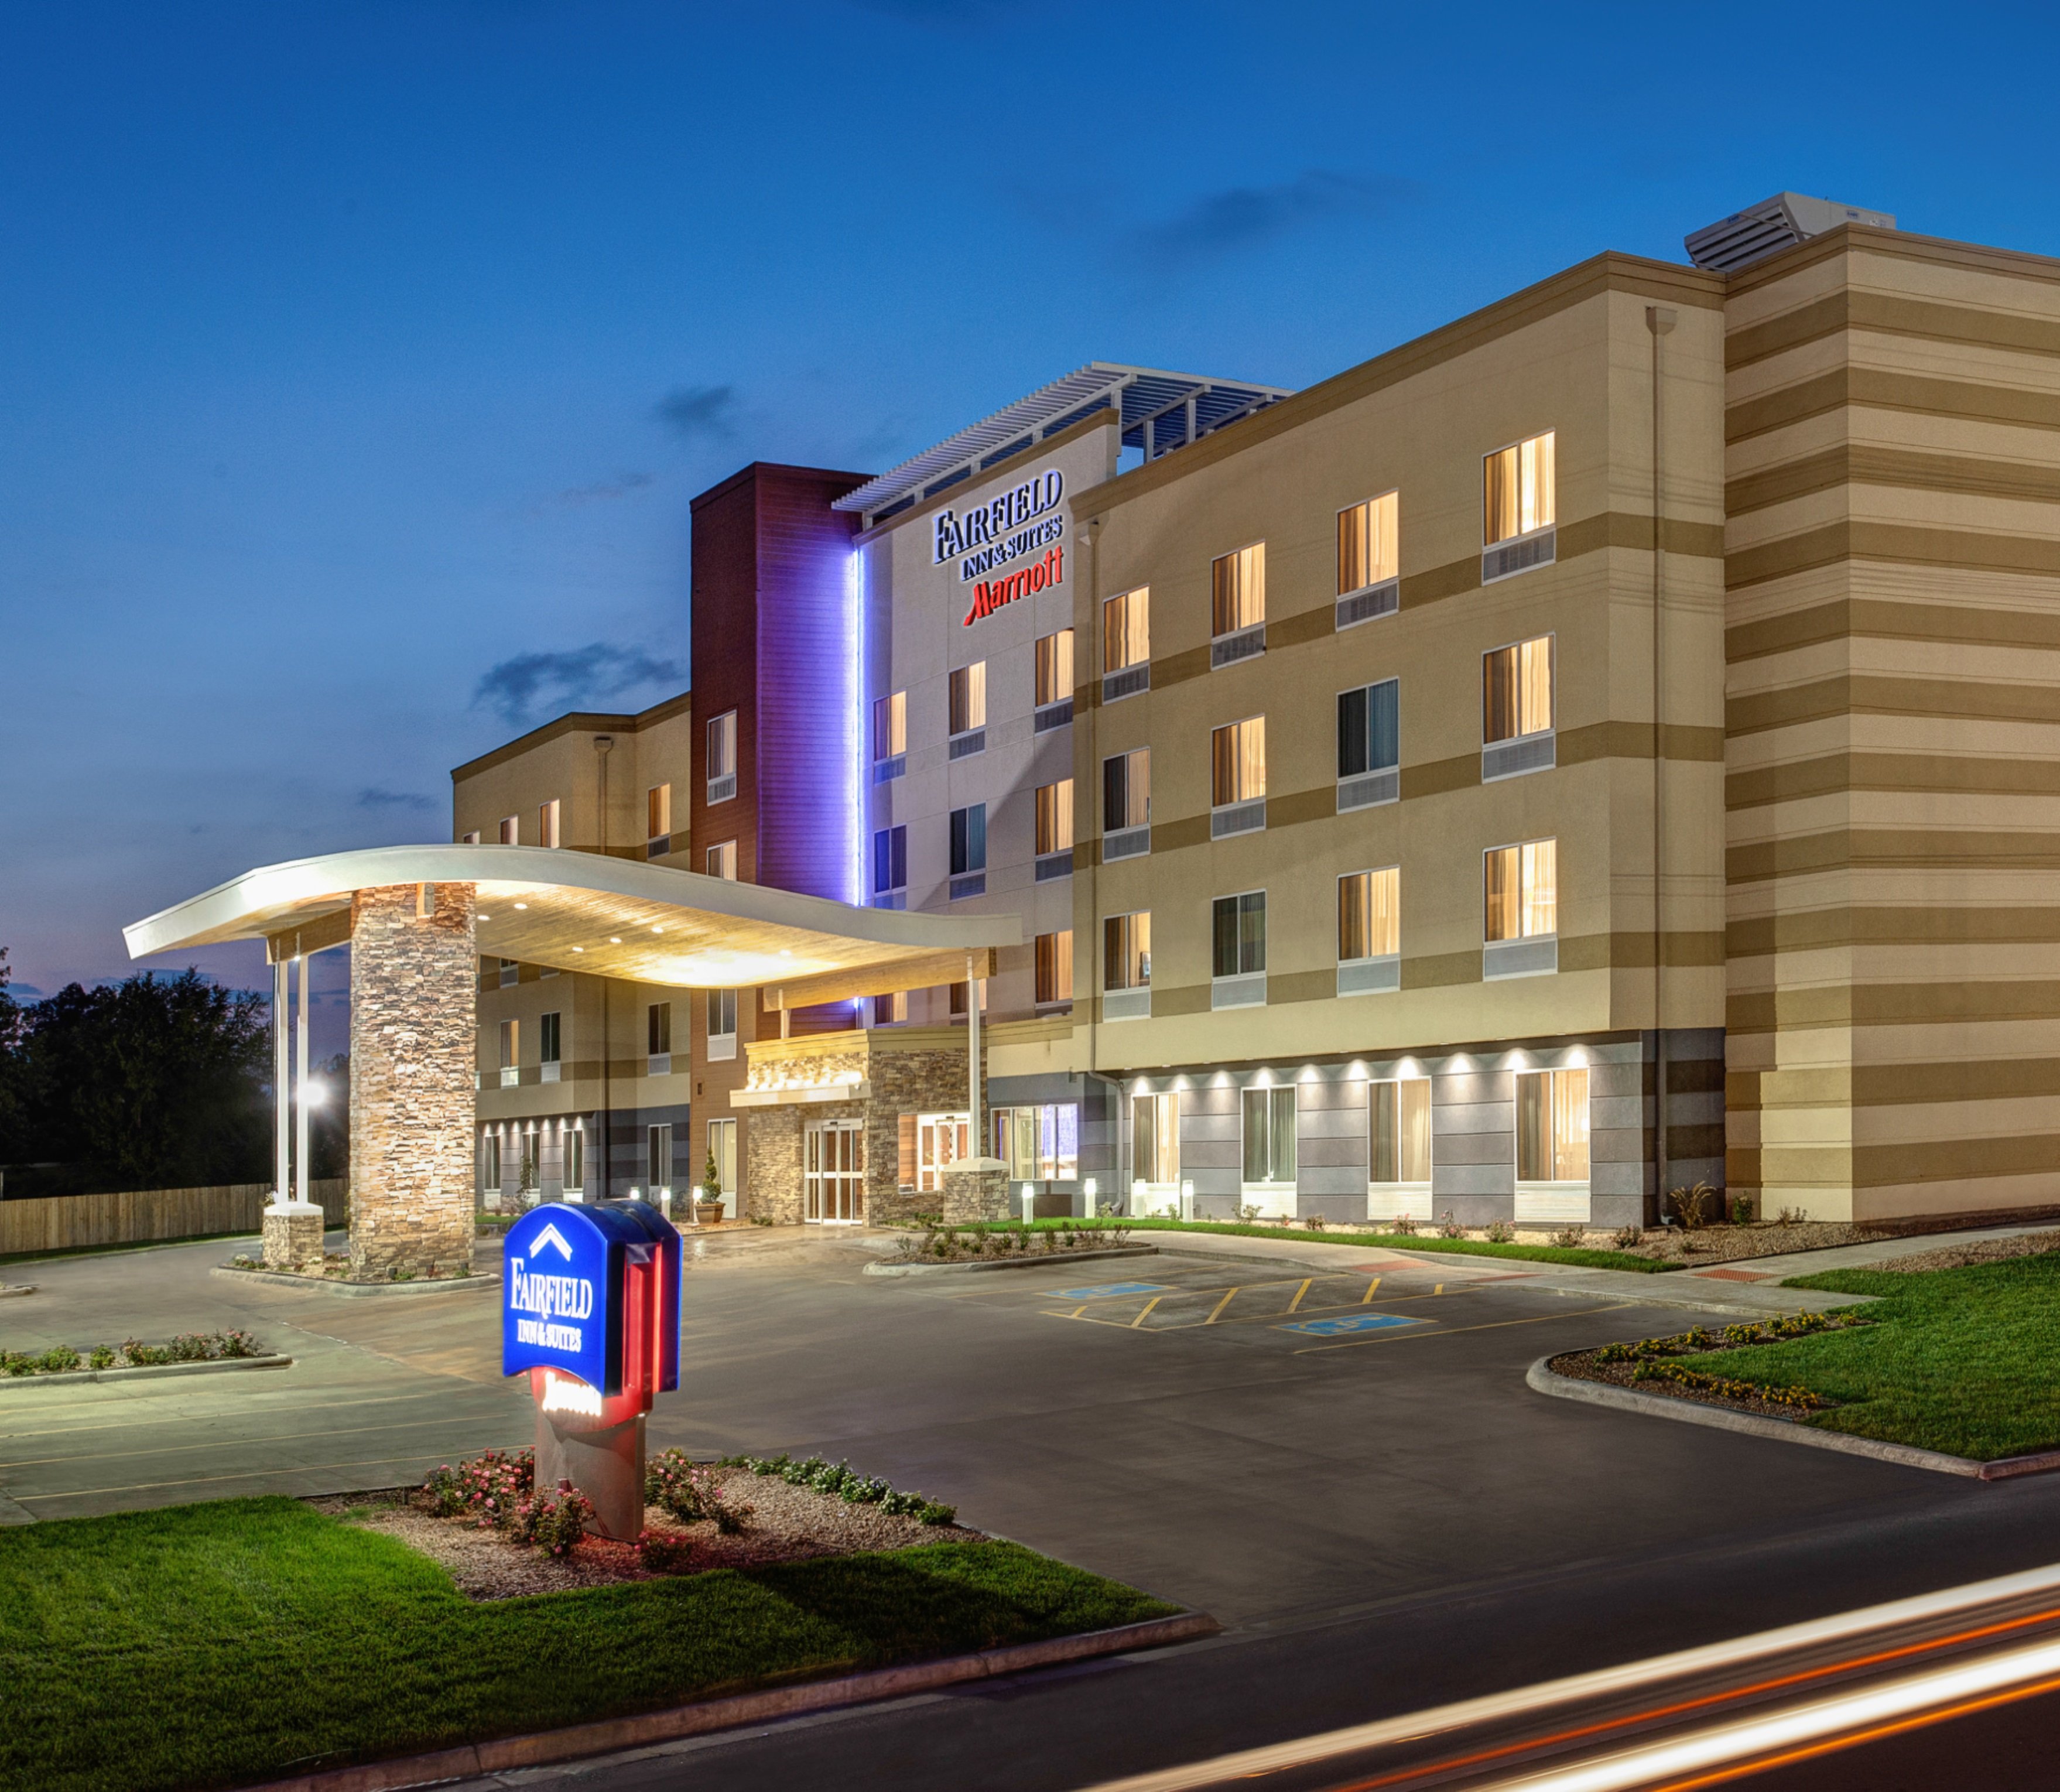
[124,844,1018,1007]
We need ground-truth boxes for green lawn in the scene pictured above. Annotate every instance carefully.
[1694,1253,2060,1460]
[975,1215,1679,1273]
[0,1498,1178,1792]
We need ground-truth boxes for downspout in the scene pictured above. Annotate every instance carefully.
[1647,306,1676,1223]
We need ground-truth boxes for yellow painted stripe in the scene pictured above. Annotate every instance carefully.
[1293,1304,1622,1355]
[1130,1296,1164,1329]
[1285,1278,1313,1314]
[1360,1277,1381,1304]
[1204,1287,1241,1325]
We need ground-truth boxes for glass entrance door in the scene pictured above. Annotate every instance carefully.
[803,1120,865,1223]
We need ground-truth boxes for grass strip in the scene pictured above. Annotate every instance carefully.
[949,1215,1679,1273]
[1681,1252,2060,1459]
[0,1497,1176,1792]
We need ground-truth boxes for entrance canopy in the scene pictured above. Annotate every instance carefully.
[124,844,1018,1005]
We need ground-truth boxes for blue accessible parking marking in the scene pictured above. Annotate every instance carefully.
[1277,1312,1430,1337]
[1059,1283,1177,1299]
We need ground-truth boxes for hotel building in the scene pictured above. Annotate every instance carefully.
[463,194,2060,1230]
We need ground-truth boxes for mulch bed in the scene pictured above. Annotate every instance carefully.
[308,1468,984,1602]
[1547,1346,1831,1422]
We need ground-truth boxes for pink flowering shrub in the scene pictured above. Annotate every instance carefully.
[506,1480,594,1557]
[634,1528,694,1572]
[422,1447,535,1527]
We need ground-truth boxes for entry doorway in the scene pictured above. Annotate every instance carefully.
[804,1120,865,1224]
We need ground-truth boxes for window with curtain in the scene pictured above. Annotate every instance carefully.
[1338,868,1400,962]
[1034,931,1073,1004]
[1484,431,1556,545]
[538,799,561,848]
[706,988,737,1041]
[706,840,737,880]
[1213,891,1266,978]
[872,690,906,760]
[1103,587,1149,671]
[1517,1068,1590,1181]
[1104,912,1151,990]
[948,662,986,736]
[1035,779,1074,854]
[1211,543,1265,636]
[1210,717,1266,806]
[872,989,908,1025]
[1132,1092,1179,1185]
[1103,748,1149,830]
[1337,680,1400,778]
[564,1128,584,1194]
[1484,637,1553,743]
[1485,839,1557,942]
[498,1018,518,1069]
[1241,1086,1296,1184]
[481,1133,501,1190]
[706,1118,735,1195]
[707,710,737,781]
[1337,492,1398,593]
[645,785,670,842]
[1035,630,1074,707]
[1370,1079,1432,1183]
[949,804,986,876]
[499,815,519,844]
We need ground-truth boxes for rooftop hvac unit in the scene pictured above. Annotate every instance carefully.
[1684,193,1897,273]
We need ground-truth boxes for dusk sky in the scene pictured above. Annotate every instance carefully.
[6,0,2056,1051]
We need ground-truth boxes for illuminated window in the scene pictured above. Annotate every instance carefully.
[1517,1068,1590,1182]
[1241,1086,1295,1185]
[1370,1079,1432,1184]
[994,1103,1079,1180]
[913,1113,971,1193]
[564,1127,584,1195]
[461,830,480,844]
[1035,779,1073,855]
[948,662,986,736]
[947,979,987,1017]
[1035,930,1073,1005]
[1484,637,1553,743]
[1103,587,1149,672]
[498,1018,518,1068]
[1213,891,1266,978]
[1337,680,1399,778]
[1484,432,1556,546]
[1104,912,1151,991]
[1035,630,1074,707]
[705,1118,735,1196]
[1210,717,1266,806]
[1133,1092,1179,1184]
[1337,492,1398,593]
[646,784,671,843]
[706,711,737,802]
[872,989,908,1025]
[647,1002,672,1056]
[1211,543,1265,636]
[872,690,906,760]
[480,1133,501,1191]
[706,840,737,880]
[1338,868,1400,962]
[1103,748,1149,830]
[538,799,561,849]
[498,815,518,845]
[1485,839,1557,942]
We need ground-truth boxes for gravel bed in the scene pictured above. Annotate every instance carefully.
[1546,1346,1832,1423]
[309,1468,983,1602]
[1874,1229,2060,1274]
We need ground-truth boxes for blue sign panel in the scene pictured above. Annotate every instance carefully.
[502,1201,680,1398]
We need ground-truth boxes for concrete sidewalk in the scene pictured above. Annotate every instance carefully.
[1668,1222,2058,1284]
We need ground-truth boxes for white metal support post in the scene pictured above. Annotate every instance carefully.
[966,950,981,1152]
[295,951,311,1207]
[272,957,289,1202]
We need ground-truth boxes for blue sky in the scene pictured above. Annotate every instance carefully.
[4,0,2055,1047]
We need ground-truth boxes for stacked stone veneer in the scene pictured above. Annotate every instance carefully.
[737,1028,983,1226]
[348,882,478,1280]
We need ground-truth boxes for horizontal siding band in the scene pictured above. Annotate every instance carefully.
[1727,826,2060,884]
[1727,750,2060,812]
[1728,672,2060,738]
[1726,288,2060,373]
[1727,977,2060,1032]
[1727,519,2060,593]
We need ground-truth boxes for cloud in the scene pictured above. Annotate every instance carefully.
[357,786,436,812]
[471,643,685,728]
[557,471,653,505]
[655,384,737,441]
[1132,171,1416,268]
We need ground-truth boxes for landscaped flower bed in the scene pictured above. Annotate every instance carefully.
[0,1329,263,1377]
[887,1220,1133,1264]
[1549,1311,1869,1421]
[225,1250,475,1283]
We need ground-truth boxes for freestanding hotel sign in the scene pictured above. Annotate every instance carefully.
[502,1199,680,1537]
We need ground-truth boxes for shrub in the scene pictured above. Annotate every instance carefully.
[717,1452,954,1526]
[635,1528,694,1572]
[39,1345,81,1373]
[1668,1181,1719,1231]
[1631,1359,1825,1412]
[1438,1212,1466,1239]
[423,1446,535,1524]
[1551,1225,1587,1249]
[1484,1220,1515,1244]
[1612,1225,1644,1250]
[1386,1213,1419,1236]
[87,1345,115,1370]
[1305,1212,1329,1231]
[644,1449,751,1531]
[1729,1192,1752,1226]
[507,1481,593,1557]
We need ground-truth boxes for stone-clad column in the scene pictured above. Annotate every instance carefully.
[348,882,477,1280]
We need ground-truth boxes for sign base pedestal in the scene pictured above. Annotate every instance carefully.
[537,1406,646,1540]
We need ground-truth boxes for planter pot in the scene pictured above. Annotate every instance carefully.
[694,1205,727,1225]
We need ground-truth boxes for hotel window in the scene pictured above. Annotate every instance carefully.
[949,802,985,896]
[538,799,561,849]
[1035,929,1073,1006]
[1104,911,1151,989]
[1103,587,1149,671]
[1035,779,1073,878]
[497,956,518,988]
[539,1011,561,1065]
[461,830,480,844]
[872,824,907,900]
[1213,891,1266,977]
[1370,1079,1432,1184]
[1517,1068,1590,1182]
[498,1018,519,1087]
[1337,491,1399,596]
[1102,747,1149,860]
[1337,679,1399,810]
[646,784,671,857]
[1483,636,1555,779]
[1132,1091,1179,1187]
[647,1001,672,1066]
[648,1123,674,1196]
[480,1133,501,1192]
[949,662,986,737]
[872,689,906,777]
[1212,543,1265,636]
[872,989,908,1025]
[706,988,737,1061]
[706,839,737,880]
[706,1117,735,1202]
[1035,628,1074,708]
[1241,1086,1296,1186]
[706,710,737,804]
[947,979,987,1017]
[1483,432,1556,580]
[1485,839,1557,943]
[995,1103,1079,1181]
[498,815,518,845]
[1210,717,1266,837]
[1338,868,1401,979]
[564,1127,584,1196]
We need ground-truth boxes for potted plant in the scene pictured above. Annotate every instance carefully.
[694,1151,726,1225]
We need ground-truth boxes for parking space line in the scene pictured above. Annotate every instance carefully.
[1360,1277,1381,1304]
[1294,1304,1624,1354]
[1285,1278,1313,1314]
[1129,1296,1165,1329]
[1204,1287,1241,1324]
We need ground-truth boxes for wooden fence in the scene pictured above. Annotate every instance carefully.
[0,1179,349,1258]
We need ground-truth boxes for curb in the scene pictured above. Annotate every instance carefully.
[0,1284,35,1298]
[1526,1356,2060,1481]
[237,1609,1220,1792]
[211,1265,501,1297]
[0,1353,293,1392]
[863,1245,1159,1277]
